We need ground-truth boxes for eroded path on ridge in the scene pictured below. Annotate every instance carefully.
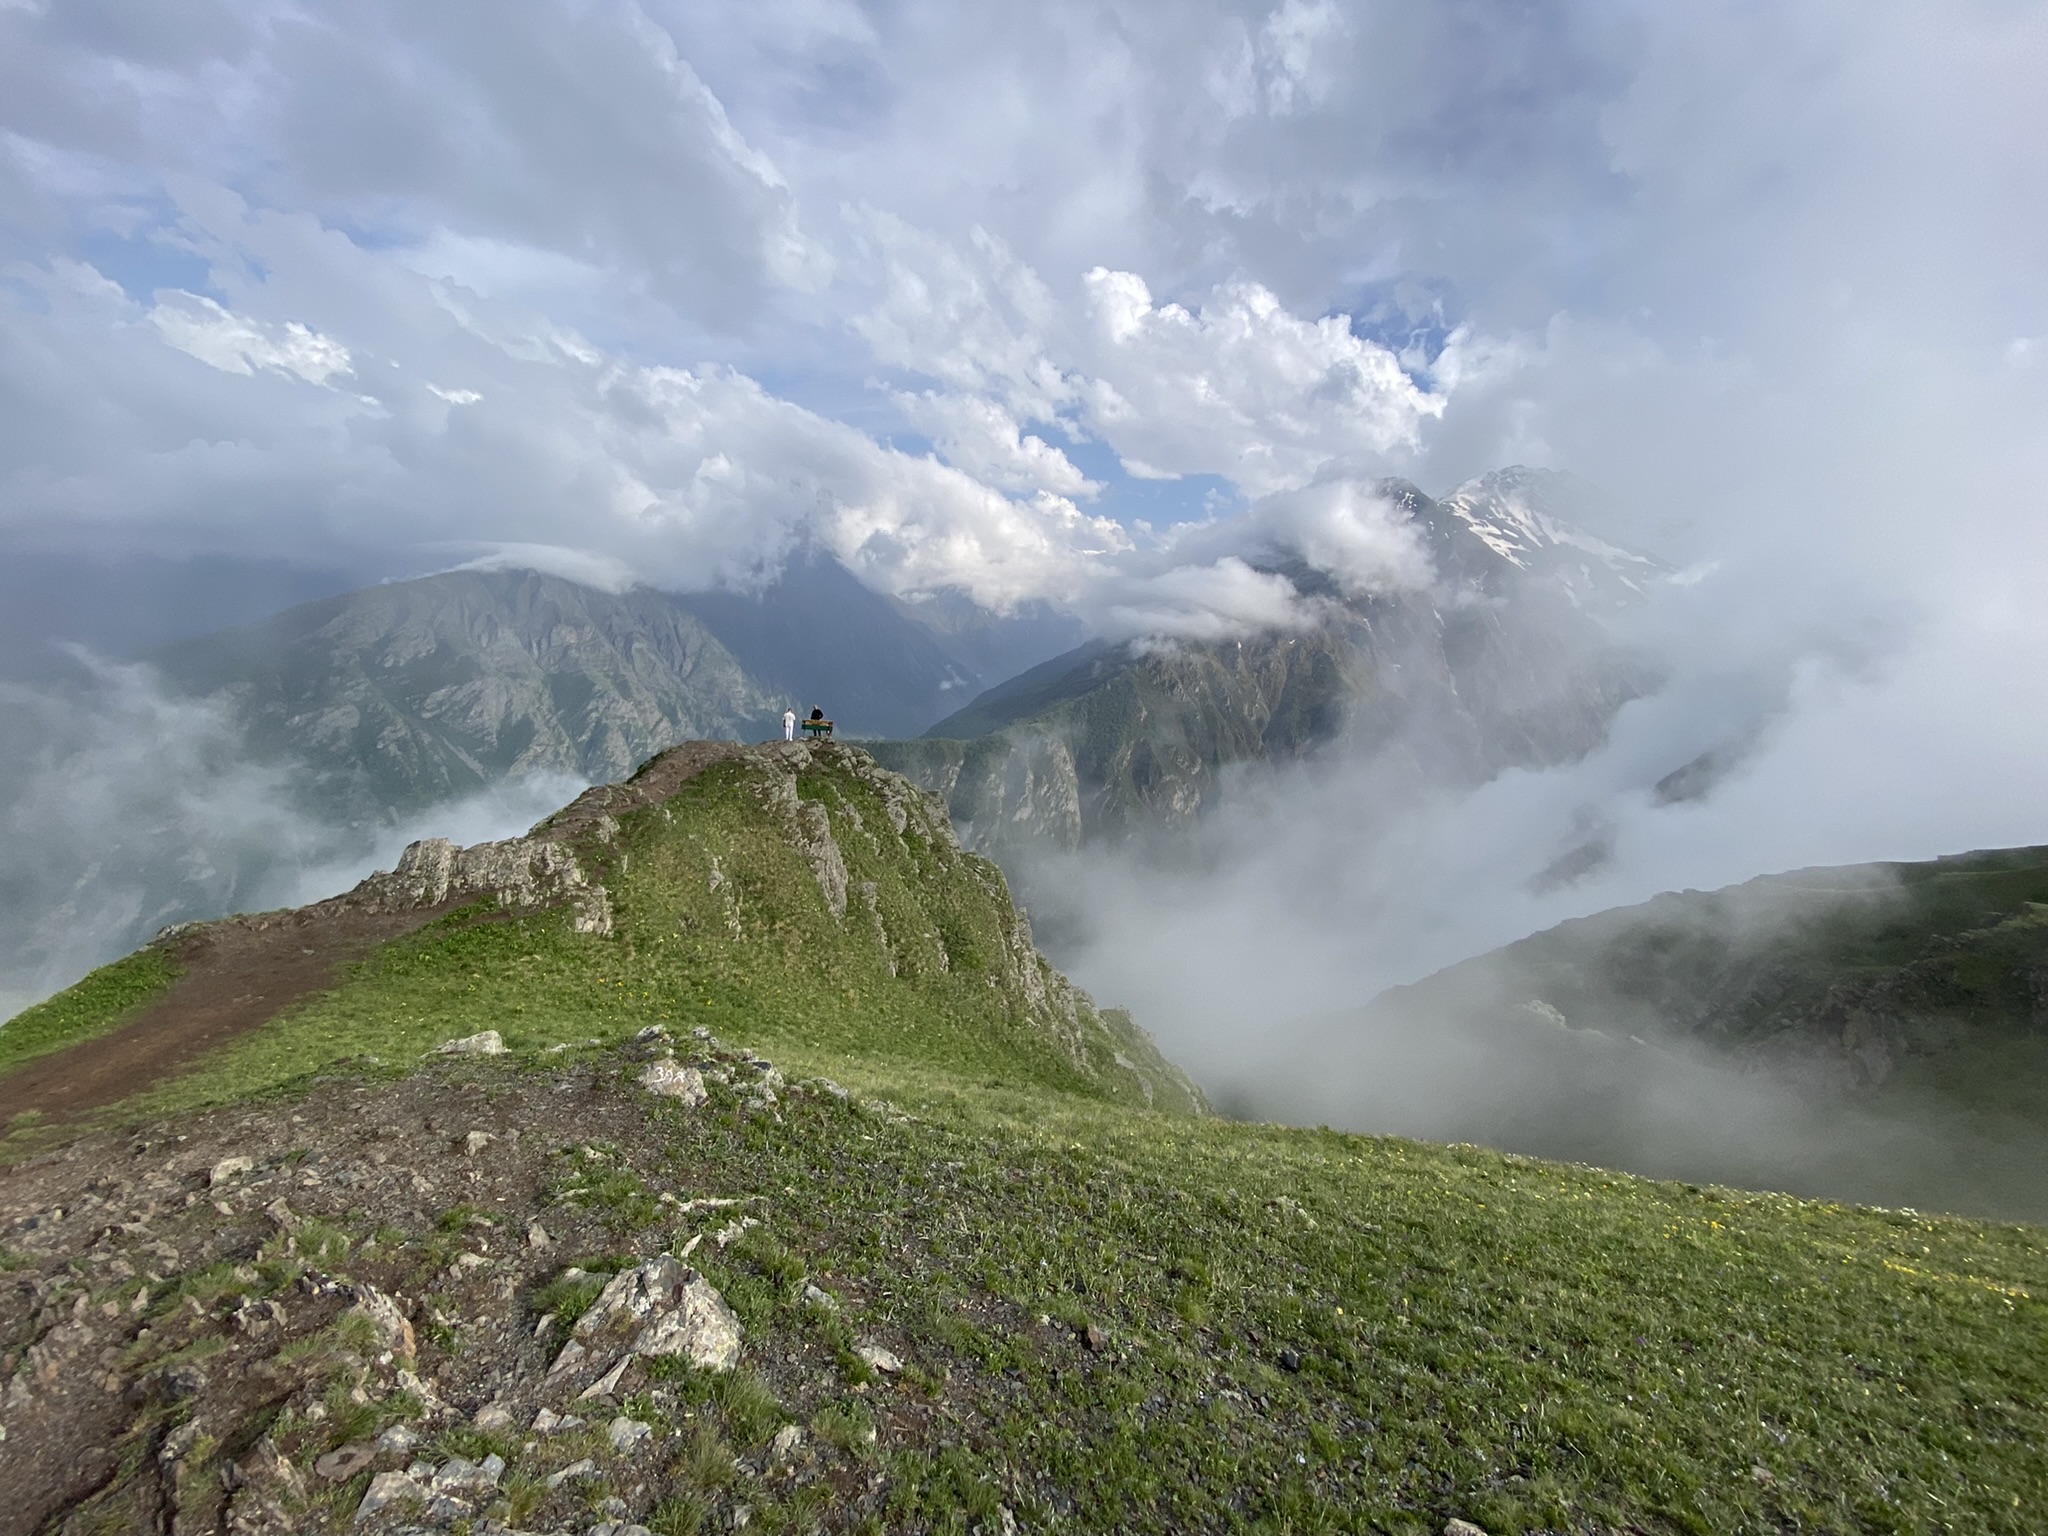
[0,739,805,1124]
[0,908,454,1125]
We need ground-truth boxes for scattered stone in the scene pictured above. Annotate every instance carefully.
[810,1078,850,1101]
[573,1255,743,1372]
[634,1024,668,1042]
[1277,1347,1302,1373]
[856,1343,903,1374]
[801,1283,838,1312]
[1443,1522,1491,1536]
[545,1458,597,1490]
[996,1508,1018,1536]
[315,1440,379,1481]
[588,1524,655,1536]
[1083,1324,1109,1353]
[1753,1464,1778,1486]
[375,1424,419,1457]
[608,1415,653,1451]
[473,1401,515,1432]
[462,1131,495,1156]
[347,1284,418,1363]
[527,1220,552,1249]
[431,1454,504,1494]
[768,1424,804,1461]
[355,1469,422,1522]
[637,1060,707,1107]
[208,1156,253,1187]
[578,1355,633,1401]
[435,1031,507,1056]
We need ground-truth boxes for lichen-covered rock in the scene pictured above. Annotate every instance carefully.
[572,1255,742,1371]
[637,1060,707,1107]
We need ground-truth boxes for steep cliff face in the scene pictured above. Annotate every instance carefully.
[873,470,1660,854]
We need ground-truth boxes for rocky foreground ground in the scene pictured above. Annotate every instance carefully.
[0,1027,1043,1536]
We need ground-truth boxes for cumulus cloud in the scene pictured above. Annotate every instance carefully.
[1076,269,1443,495]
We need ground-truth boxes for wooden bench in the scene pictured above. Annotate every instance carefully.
[800,718,834,739]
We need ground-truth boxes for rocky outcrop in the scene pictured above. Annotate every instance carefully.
[345,834,614,935]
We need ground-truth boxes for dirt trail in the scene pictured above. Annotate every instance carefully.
[0,907,451,1124]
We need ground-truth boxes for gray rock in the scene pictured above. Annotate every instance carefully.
[637,1060,707,1107]
[355,1469,422,1522]
[577,1356,632,1401]
[768,1424,803,1461]
[435,1031,507,1056]
[462,1131,495,1156]
[574,1255,743,1372]
[375,1424,420,1457]
[1443,1522,1492,1536]
[801,1283,838,1312]
[855,1342,902,1374]
[315,1440,378,1481]
[472,1402,515,1432]
[208,1156,254,1187]
[544,1458,597,1490]
[607,1415,653,1451]
[430,1455,502,1495]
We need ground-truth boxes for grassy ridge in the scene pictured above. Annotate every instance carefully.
[721,1084,2045,1534]
[0,946,180,1076]
[106,749,1196,1118]
[5,747,2044,1531]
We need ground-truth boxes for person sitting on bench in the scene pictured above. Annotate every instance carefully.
[801,706,833,739]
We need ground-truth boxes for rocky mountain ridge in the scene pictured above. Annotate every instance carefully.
[872,469,1662,856]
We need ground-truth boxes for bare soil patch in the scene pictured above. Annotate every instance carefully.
[0,907,448,1125]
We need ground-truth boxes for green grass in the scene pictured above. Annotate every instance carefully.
[0,946,180,1075]
[512,1064,2048,1534]
[12,744,2047,1531]
[90,750,1195,1120]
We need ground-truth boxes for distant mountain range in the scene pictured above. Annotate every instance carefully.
[869,468,1664,854]
[149,553,1082,824]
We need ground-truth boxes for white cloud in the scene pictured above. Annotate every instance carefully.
[1094,555,1314,641]
[890,389,1097,499]
[1239,478,1436,596]
[148,291,352,385]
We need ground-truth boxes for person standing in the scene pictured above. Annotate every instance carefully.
[783,708,797,742]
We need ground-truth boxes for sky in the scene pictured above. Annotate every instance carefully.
[3,1,2048,1050]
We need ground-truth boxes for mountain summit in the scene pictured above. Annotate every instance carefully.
[873,471,1662,853]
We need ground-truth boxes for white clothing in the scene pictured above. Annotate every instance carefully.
[783,710,797,741]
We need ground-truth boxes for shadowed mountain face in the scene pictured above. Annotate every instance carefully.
[148,560,1084,826]
[870,469,1663,855]
[677,550,1081,738]
[1256,845,2048,1221]
[154,570,783,823]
